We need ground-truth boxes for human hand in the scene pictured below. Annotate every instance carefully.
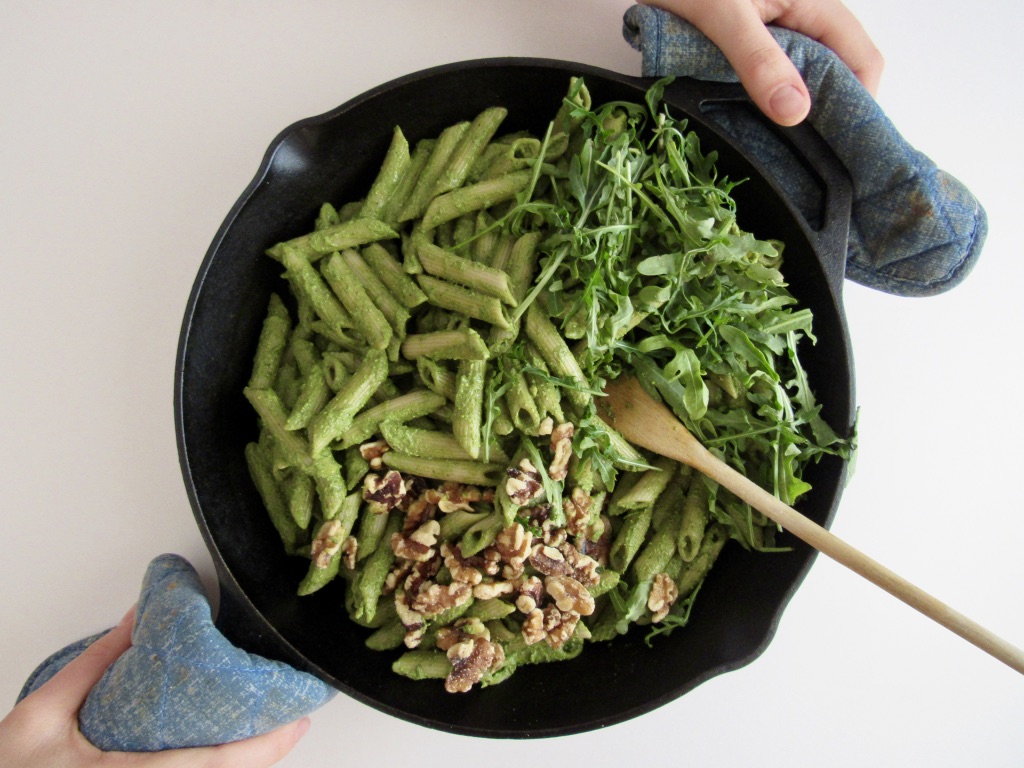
[0,607,310,767]
[639,0,884,125]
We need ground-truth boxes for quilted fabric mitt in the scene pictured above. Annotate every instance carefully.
[622,4,987,297]
[18,553,336,752]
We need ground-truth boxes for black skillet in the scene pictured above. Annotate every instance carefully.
[174,58,856,738]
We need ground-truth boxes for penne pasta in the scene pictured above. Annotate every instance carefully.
[360,126,411,222]
[308,348,389,454]
[400,328,490,361]
[524,302,590,409]
[339,249,411,336]
[321,252,393,351]
[416,274,511,329]
[243,76,845,694]
[398,121,470,222]
[420,169,532,230]
[269,217,398,261]
[416,240,517,305]
[339,389,446,448]
[432,106,508,196]
[381,452,505,487]
[248,293,291,390]
[452,359,486,459]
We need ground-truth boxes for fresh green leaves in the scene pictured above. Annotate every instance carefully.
[502,78,852,545]
[441,77,851,627]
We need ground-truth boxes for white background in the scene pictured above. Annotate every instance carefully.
[2,1,1022,765]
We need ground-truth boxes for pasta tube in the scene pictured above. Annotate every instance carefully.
[321,252,393,350]
[360,126,411,221]
[398,121,470,222]
[400,328,490,361]
[458,511,505,557]
[243,387,312,470]
[282,471,315,529]
[416,240,517,306]
[432,106,508,196]
[453,359,486,459]
[524,303,589,409]
[280,246,353,334]
[284,364,331,431]
[505,232,542,302]
[420,169,533,230]
[308,348,389,454]
[339,389,446,448]
[417,274,511,329]
[438,509,490,542]
[248,293,290,389]
[392,651,452,681]
[361,242,428,308]
[365,618,407,651]
[612,456,677,513]
[352,512,402,623]
[678,475,711,562]
[270,217,398,261]
[415,357,457,400]
[380,138,434,226]
[339,249,410,335]
[676,522,730,599]
[244,441,304,554]
[381,452,505,486]
[309,450,347,521]
[608,505,654,574]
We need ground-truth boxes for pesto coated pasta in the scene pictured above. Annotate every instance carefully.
[243,77,851,693]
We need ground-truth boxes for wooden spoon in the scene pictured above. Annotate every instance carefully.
[600,376,1024,675]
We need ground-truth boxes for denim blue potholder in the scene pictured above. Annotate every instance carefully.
[18,554,336,752]
[623,4,987,296]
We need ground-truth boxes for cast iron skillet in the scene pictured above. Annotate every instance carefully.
[174,58,856,737]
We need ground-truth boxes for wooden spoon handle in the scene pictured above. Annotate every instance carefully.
[692,445,1024,675]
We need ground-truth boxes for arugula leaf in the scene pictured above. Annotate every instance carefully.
[609,579,653,636]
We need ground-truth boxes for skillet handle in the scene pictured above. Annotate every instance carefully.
[659,77,853,298]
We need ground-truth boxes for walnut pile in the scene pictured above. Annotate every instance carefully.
[351,420,674,692]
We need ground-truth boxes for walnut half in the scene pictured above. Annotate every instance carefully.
[363,470,407,512]
[310,518,343,568]
[505,458,543,505]
[521,604,580,650]
[445,636,505,693]
[544,574,595,616]
[391,519,440,562]
[548,422,575,481]
[359,439,389,470]
[648,572,679,623]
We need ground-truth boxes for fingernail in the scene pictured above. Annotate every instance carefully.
[294,717,312,740]
[769,84,809,125]
[118,604,137,627]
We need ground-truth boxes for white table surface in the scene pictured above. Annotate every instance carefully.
[3,1,1022,765]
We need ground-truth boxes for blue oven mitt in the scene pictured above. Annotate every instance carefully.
[622,4,987,297]
[17,553,335,752]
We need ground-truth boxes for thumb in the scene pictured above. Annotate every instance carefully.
[642,0,811,126]
[25,605,136,718]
